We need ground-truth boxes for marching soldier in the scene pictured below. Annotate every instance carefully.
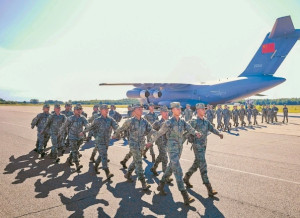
[261,105,267,123]
[146,102,201,205]
[252,105,259,125]
[267,105,272,123]
[246,104,252,125]
[239,104,247,127]
[59,104,88,171]
[142,103,159,162]
[272,104,279,122]
[222,105,231,132]
[205,105,214,126]
[81,105,118,179]
[216,104,223,130]
[232,105,239,127]
[150,106,169,176]
[31,104,51,157]
[183,103,223,197]
[283,104,289,123]
[41,104,66,162]
[61,102,74,147]
[114,104,152,191]
[183,104,193,121]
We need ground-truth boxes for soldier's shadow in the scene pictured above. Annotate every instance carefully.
[188,189,225,218]
[3,149,65,184]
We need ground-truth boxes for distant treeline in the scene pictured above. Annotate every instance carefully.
[1,97,300,105]
[0,98,139,105]
[238,98,300,105]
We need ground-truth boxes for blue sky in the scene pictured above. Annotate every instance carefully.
[0,0,299,101]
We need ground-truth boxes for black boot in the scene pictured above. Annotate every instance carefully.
[124,171,133,182]
[183,173,193,188]
[205,183,218,197]
[104,168,114,179]
[120,160,127,169]
[140,178,151,190]
[157,181,167,195]
[181,190,195,205]
[150,164,158,176]
[94,161,100,174]
[75,162,83,172]
[66,156,74,166]
[151,154,156,163]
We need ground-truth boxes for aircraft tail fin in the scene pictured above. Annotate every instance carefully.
[239,16,300,77]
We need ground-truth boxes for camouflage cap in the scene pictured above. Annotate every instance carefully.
[54,104,61,109]
[65,102,72,107]
[132,104,143,110]
[195,103,205,110]
[100,104,109,110]
[43,104,50,108]
[148,103,154,107]
[93,104,99,108]
[160,105,169,112]
[170,102,182,109]
[74,104,82,110]
[186,104,191,107]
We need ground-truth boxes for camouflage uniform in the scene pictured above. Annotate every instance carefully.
[222,107,231,131]
[83,110,118,177]
[88,112,101,162]
[205,108,214,124]
[185,116,220,185]
[246,107,252,125]
[31,110,51,155]
[261,106,267,123]
[232,108,239,127]
[252,108,259,125]
[283,106,288,123]
[272,106,279,122]
[43,110,67,158]
[143,110,159,161]
[183,106,193,121]
[239,107,247,126]
[267,107,272,123]
[150,115,168,174]
[150,116,199,192]
[61,107,74,146]
[216,107,223,129]
[115,114,152,182]
[59,112,88,169]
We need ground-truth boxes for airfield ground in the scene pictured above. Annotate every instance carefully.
[0,106,299,218]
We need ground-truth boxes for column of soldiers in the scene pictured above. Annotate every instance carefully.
[31,101,288,205]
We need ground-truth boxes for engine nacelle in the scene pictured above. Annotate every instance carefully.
[152,90,162,98]
[126,89,150,99]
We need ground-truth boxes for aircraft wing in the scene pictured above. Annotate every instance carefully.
[99,83,192,90]
[254,93,267,97]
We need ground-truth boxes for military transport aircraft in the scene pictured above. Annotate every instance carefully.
[100,16,300,108]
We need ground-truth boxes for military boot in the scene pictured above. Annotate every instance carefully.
[183,173,193,188]
[104,168,114,179]
[150,164,159,176]
[140,178,151,190]
[151,154,156,163]
[165,177,173,184]
[90,149,96,162]
[181,190,195,205]
[205,183,218,197]
[157,181,167,195]
[66,156,74,166]
[75,162,83,172]
[142,149,147,159]
[124,171,133,182]
[120,160,127,169]
[94,161,100,174]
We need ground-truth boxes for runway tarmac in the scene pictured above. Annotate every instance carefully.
[0,106,299,218]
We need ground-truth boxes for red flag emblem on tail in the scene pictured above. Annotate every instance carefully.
[262,43,275,53]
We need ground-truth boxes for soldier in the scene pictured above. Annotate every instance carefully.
[92,104,99,116]
[205,105,214,126]
[61,102,74,147]
[31,104,51,157]
[127,105,133,118]
[109,105,122,123]
[272,104,279,122]
[216,104,223,130]
[222,105,231,132]
[81,105,118,179]
[183,103,223,197]
[146,102,201,205]
[59,105,88,171]
[232,105,239,127]
[267,105,272,123]
[87,105,101,162]
[246,104,252,125]
[182,104,193,121]
[42,104,66,162]
[142,103,159,162]
[114,104,152,191]
[239,104,246,127]
[150,106,169,176]
[261,105,267,123]
[283,104,288,123]
[77,104,88,118]
[252,105,259,125]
